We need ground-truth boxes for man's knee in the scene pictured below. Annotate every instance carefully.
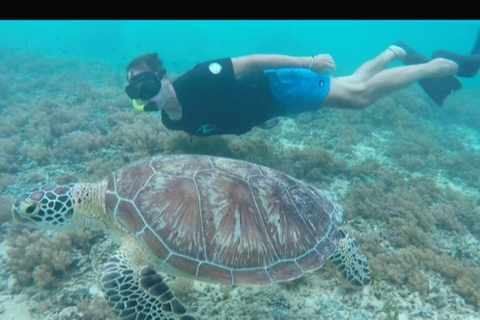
[328,81,372,109]
[344,84,372,109]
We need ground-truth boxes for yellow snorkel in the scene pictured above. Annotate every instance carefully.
[133,99,145,111]
[132,100,159,112]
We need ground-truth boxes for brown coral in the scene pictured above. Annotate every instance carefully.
[6,228,73,288]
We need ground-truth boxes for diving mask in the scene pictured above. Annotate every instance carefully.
[125,70,166,100]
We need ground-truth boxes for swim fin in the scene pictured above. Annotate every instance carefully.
[394,41,430,65]
[431,50,480,78]
[431,28,480,78]
[417,76,463,106]
[394,41,463,106]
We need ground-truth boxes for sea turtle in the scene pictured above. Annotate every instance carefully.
[12,154,371,320]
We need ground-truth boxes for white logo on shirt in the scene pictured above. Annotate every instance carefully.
[208,63,222,74]
[196,123,217,135]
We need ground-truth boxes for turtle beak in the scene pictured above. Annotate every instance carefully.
[12,207,34,225]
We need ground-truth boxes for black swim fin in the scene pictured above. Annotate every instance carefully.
[394,41,430,65]
[394,41,463,106]
[431,27,480,78]
[431,50,480,78]
[417,76,463,106]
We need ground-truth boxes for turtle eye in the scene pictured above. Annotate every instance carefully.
[25,204,37,215]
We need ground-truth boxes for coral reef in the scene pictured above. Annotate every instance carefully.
[75,296,117,320]
[1,46,480,319]
[0,196,13,227]
[6,227,73,289]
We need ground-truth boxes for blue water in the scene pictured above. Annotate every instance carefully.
[2,20,480,320]
[1,20,479,88]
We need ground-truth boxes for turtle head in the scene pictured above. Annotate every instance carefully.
[12,184,79,231]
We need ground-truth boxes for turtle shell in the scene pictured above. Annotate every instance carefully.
[104,154,344,286]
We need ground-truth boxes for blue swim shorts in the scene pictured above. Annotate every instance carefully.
[263,68,331,116]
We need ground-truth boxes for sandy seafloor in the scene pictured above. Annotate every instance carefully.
[0,47,480,320]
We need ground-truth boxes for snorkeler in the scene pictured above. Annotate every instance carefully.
[124,45,460,137]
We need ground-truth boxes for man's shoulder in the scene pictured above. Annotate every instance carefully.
[189,58,233,75]
[173,58,234,88]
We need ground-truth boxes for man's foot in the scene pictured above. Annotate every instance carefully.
[432,50,480,78]
[428,58,459,77]
[388,45,407,62]
[393,42,428,65]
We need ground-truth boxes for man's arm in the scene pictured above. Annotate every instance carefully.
[231,54,336,78]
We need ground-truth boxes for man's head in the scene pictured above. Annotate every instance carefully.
[125,53,167,109]
[126,53,165,81]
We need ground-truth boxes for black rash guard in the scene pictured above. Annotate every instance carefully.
[161,58,278,136]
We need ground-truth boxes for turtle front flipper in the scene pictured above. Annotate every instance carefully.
[101,253,197,320]
[330,230,372,287]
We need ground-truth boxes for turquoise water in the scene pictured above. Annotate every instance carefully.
[2,20,480,320]
[1,20,479,88]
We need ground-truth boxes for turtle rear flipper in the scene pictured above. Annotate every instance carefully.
[330,230,372,287]
[101,253,197,320]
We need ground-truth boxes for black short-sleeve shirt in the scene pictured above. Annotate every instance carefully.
[161,58,277,136]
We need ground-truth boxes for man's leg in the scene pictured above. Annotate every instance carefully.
[363,58,458,99]
[343,45,407,84]
[324,58,459,109]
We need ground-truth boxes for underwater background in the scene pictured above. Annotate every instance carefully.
[0,19,480,319]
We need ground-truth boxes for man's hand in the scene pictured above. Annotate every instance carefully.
[310,54,336,74]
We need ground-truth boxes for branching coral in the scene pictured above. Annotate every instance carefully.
[288,146,347,182]
[6,228,73,288]
[345,166,480,306]
[0,173,15,194]
[0,136,22,173]
[76,296,117,320]
[105,112,170,158]
[0,195,13,226]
